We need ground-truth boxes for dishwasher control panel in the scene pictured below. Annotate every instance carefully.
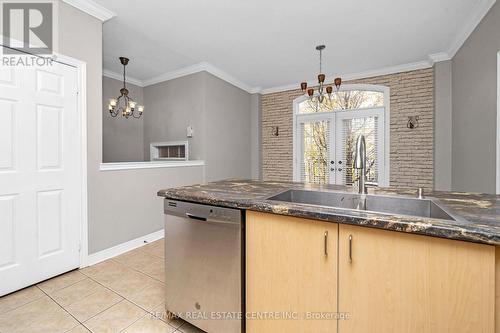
[164,200,242,224]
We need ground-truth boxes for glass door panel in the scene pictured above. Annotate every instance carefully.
[297,117,333,185]
[335,109,384,186]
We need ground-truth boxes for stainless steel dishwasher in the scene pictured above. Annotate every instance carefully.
[164,200,244,333]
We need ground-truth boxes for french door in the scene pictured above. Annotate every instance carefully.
[0,60,82,296]
[294,108,386,186]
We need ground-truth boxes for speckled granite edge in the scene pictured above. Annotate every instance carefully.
[158,180,500,246]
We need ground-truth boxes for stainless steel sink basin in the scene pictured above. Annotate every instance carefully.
[267,189,456,221]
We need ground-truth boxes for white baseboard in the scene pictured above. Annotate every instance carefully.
[83,229,164,267]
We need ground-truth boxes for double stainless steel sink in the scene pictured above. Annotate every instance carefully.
[267,189,456,221]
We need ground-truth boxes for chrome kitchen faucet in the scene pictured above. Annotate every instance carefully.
[354,134,368,195]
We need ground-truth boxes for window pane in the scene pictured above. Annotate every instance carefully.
[298,90,384,113]
[301,120,330,184]
[341,117,378,186]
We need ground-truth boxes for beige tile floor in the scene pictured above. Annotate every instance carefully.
[0,238,205,333]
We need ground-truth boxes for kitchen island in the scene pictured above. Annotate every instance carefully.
[158,179,500,333]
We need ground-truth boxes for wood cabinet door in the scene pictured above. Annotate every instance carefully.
[246,211,338,333]
[338,224,495,333]
[496,247,500,333]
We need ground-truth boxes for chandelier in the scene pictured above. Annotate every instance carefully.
[107,57,144,119]
[300,45,342,108]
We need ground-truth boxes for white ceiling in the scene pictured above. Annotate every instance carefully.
[96,0,495,92]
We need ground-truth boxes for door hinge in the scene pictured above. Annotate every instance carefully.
[78,243,82,252]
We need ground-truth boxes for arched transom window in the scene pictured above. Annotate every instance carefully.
[293,85,390,187]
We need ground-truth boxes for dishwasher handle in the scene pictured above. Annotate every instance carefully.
[185,213,207,221]
[185,213,238,225]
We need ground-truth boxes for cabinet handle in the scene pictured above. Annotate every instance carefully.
[324,231,328,256]
[348,235,353,263]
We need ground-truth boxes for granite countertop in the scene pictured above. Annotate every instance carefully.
[158,179,500,246]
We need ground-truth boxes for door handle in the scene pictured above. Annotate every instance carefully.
[348,234,353,263]
[324,231,328,256]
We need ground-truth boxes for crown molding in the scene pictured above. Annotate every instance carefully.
[62,0,116,22]
[142,62,207,87]
[340,60,433,81]
[142,61,257,93]
[104,57,435,96]
[102,69,145,87]
[428,52,451,63]
[202,62,260,94]
[248,86,263,94]
[104,62,259,94]
[446,0,496,57]
[260,59,434,94]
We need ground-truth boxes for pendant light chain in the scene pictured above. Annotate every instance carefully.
[319,47,322,74]
[123,62,126,89]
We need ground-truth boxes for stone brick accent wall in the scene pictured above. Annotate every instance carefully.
[261,68,434,189]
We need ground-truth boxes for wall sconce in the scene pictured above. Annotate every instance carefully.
[407,116,419,129]
[271,126,279,137]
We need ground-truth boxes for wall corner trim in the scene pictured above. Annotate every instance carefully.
[429,52,451,63]
[83,229,164,267]
[446,0,497,57]
[62,0,116,22]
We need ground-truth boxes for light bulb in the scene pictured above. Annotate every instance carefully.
[138,105,144,113]
[109,99,117,107]
[129,101,136,109]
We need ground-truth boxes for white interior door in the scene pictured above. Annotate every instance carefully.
[0,60,81,296]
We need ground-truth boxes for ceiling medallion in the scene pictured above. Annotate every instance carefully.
[107,57,144,119]
[300,45,342,111]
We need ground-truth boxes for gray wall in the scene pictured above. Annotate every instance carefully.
[203,73,252,181]
[59,2,204,254]
[88,166,204,254]
[434,61,453,191]
[143,72,253,181]
[451,1,500,194]
[143,73,206,161]
[102,76,144,162]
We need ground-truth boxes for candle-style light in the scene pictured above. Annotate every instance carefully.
[107,57,144,119]
[300,45,342,110]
